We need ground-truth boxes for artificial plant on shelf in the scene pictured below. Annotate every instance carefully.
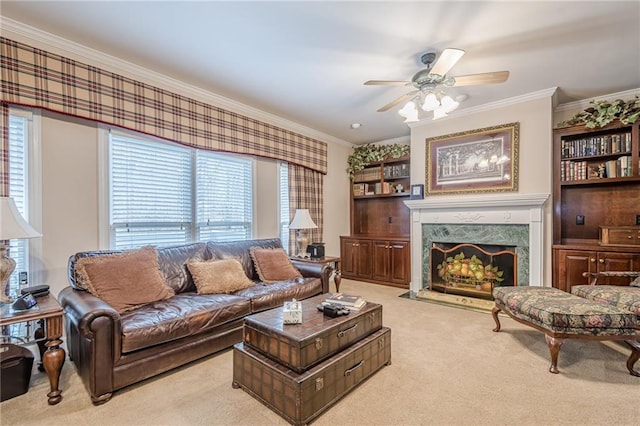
[557,95,640,129]
[347,143,410,179]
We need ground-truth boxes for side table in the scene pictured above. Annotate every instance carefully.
[290,255,342,292]
[0,293,66,405]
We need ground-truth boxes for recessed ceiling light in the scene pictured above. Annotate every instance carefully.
[350,123,362,129]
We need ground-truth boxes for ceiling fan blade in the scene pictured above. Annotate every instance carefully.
[364,80,410,86]
[378,90,418,112]
[429,48,465,77]
[452,71,510,86]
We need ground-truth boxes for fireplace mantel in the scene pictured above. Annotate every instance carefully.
[404,193,550,293]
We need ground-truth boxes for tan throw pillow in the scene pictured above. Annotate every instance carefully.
[75,246,175,313]
[250,247,302,283]
[631,275,640,287]
[187,259,255,294]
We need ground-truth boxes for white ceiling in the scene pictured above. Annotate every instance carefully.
[1,1,639,145]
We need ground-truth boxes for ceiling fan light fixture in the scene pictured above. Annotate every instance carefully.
[398,101,419,123]
[440,95,459,114]
[421,92,440,111]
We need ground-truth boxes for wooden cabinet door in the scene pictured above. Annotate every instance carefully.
[597,252,640,285]
[371,241,390,281]
[555,249,595,292]
[341,238,358,277]
[355,240,372,279]
[389,241,410,285]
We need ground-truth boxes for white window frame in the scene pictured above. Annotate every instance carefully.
[7,107,43,288]
[98,127,256,249]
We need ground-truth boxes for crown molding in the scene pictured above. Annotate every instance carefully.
[0,17,351,147]
[554,88,640,112]
[409,87,558,129]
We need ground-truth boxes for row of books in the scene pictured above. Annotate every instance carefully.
[560,156,634,181]
[353,167,382,182]
[322,293,366,310]
[353,182,405,195]
[560,132,632,159]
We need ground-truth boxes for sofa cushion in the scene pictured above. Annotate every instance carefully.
[187,259,255,294]
[75,246,175,313]
[631,276,640,287]
[119,293,252,353]
[207,238,283,280]
[571,285,640,318]
[234,277,322,313]
[158,243,208,293]
[250,247,302,283]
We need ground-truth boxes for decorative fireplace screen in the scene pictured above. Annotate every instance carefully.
[430,242,517,299]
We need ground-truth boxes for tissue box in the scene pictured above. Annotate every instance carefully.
[283,299,302,324]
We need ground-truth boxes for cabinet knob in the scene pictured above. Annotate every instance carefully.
[628,235,633,239]
[598,258,604,264]
[590,258,596,263]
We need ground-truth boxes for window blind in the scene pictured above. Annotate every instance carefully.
[109,131,254,249]
[8,114,28,293]
[110,133,192,249]
[196,152,253,242]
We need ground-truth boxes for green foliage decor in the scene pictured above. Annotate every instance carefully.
[347,143,410,179]
[558,95,640,129]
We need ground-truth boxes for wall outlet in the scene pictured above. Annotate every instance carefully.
[576,215,585,225]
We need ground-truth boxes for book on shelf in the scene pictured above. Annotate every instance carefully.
[324,293,366,310]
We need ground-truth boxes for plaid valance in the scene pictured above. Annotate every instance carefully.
[0,37,327,174]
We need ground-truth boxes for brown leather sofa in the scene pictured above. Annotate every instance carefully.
[59,238,331,404]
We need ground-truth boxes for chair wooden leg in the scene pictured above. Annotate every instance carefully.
[545,334,564,374]
[626,340,640,377]
[491,306,502,332]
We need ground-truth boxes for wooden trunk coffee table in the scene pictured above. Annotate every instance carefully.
[232,294,391,425]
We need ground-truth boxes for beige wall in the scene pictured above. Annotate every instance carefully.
[34,111,351,297]
[409,95,555,283]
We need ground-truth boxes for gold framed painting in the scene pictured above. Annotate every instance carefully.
[426,122,519,195]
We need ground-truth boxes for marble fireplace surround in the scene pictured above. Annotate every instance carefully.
[404,193,549,294]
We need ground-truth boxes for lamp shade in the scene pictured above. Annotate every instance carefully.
[0,197,41,240]
[289,209,317,230]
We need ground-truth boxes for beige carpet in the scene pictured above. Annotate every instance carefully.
[1,279,638,426]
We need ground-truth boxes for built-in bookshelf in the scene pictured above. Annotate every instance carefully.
[559,130,633,181]
[352,157,410,197]
[552,120,640,292]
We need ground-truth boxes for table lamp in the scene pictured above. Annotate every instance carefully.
[0,197,42,303]
[289,209,317,257]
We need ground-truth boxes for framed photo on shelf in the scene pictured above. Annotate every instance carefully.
[426,122,519,195]
[410,184,424,199]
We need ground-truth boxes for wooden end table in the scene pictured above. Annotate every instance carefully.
[0,293,66,405]
[290,255,342,292]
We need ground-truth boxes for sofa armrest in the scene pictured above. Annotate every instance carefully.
[291,260,332,294]
[58,287,122,402]
[582,271,640,286]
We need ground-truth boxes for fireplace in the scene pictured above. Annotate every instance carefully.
[430,242,517,300]
[404,193,549,294]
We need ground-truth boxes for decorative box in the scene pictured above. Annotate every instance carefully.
[283,299,302,324]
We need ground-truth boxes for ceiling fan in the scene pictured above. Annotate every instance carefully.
[365,48,509,119]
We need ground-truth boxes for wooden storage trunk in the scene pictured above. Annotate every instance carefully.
[233,327,391,426]
[243,297,382,373]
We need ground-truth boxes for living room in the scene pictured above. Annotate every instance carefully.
[1,2,639,425]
